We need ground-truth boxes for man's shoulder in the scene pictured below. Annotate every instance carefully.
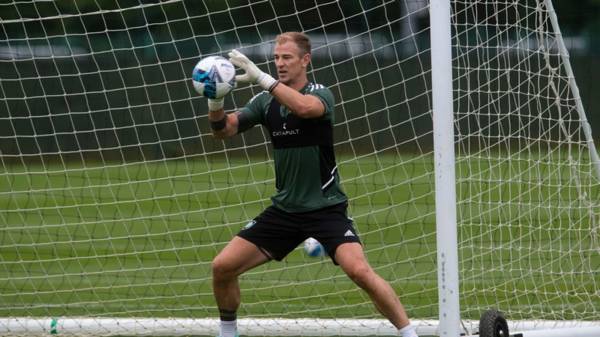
[305,82,334,103]
[247,90,272,105]
[305,82,331,94]
[241,90,272,115]
[305,82,335,117]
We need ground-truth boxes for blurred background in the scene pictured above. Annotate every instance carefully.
[0,0,598,160]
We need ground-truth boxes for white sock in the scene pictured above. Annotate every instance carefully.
[219,320,237,337]
[398,324,418,337]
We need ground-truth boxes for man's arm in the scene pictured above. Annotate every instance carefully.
[228,49,325,119]
[208,107,240,139]
[270,83,324,119]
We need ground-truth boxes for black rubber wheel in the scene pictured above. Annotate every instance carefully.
[479,309,509,337]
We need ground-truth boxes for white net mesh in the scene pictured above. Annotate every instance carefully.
[0,0,598,336]
[452,0,600,323]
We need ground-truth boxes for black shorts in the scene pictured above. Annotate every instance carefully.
[237,202,361,264]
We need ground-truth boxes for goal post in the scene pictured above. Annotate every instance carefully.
[1,1,599,337]
[543,0,600,180]
[430,0,461,336]
[450,0,600,336]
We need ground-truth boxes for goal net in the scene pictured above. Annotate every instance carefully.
[0,0,598,336]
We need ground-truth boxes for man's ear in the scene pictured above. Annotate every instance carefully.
[302,53,311,68]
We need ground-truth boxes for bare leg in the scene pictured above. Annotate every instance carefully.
[212,236,270,310]
[335,242,411,329]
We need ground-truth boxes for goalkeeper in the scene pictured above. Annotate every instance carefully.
[207,32,418,337]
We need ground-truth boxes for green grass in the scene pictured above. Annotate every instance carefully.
[1,152,599,325]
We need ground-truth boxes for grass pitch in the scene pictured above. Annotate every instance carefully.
[1,152,599,326]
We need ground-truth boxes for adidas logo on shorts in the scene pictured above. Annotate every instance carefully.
[344,230,355,237]
[243,220,256,230]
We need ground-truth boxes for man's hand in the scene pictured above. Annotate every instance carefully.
[228,49,278,91]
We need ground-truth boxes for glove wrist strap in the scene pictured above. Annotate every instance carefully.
[257,73,277,92]
[208,98,224,111]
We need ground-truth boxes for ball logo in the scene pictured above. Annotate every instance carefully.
[193,68,218,98]
[191,56,235,99]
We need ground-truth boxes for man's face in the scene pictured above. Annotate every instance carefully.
[274,41,310,85]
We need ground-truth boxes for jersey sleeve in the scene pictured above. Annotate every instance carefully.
[307,86,335,121]
[237,91,270,133]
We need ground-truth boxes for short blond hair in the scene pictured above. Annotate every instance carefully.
[275,32,311,56]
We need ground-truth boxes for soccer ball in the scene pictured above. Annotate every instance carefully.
[192,56,235,99]
[303,237,325,257]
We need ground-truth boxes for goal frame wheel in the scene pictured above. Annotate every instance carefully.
[479,309,509,337]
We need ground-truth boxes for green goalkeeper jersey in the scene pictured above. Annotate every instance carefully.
[237,82,347,213]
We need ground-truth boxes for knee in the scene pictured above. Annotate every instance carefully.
[345,264,374,289]
[212,256,237,281]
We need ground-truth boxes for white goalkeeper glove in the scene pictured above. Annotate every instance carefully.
[228,49,278,92]
[207,98,224,111]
